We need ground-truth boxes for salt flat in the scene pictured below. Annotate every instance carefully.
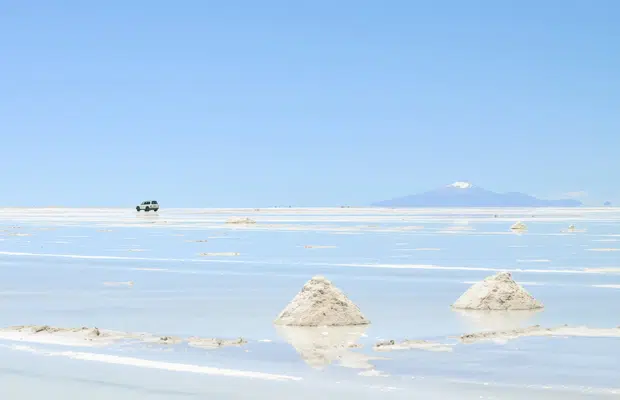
[1,207,619,399]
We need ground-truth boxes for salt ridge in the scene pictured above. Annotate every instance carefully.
[4,344,301,381]
[0,251,616,275]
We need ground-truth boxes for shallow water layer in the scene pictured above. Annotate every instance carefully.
[0,207,619,399]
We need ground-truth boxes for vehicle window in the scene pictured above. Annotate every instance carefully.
[152,201,158,204]
[144,201,150,205]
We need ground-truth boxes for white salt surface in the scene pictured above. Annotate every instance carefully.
[585,267,620,272]
[0,250,619,276]
[103,281,134,287]
[2,207,620,398]
[0,326,136,347]
[187,337,247,349]
[374,339,453,352]
[459,325,620,344]
[592,284,620,289]
[7,345,301,381]
[358,369,389,377]
[0,325,249,350]
[587,248,620,252]
[226,217,256,224]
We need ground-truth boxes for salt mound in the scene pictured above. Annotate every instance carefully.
[274,276,370,326]
[452,272,543,311]
[510,221,527,230]
[226,217,256,224]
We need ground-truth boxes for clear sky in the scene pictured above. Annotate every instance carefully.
[1,1,618,207]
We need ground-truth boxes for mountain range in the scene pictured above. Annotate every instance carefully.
[372,182,582,207]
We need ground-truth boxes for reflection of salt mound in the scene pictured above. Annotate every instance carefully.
[226,217,256,224]
[452,272,544,311]
[274,276,370,326]
[275,325,375,369]
[510,221,527,230]
[454,309,541,332]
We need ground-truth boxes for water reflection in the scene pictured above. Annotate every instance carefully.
[454,309,542,332]
[275,325,383,370]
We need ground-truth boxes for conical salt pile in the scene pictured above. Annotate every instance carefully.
[274,276,370,326]
[452,272,543,311]
[510,221,527,230]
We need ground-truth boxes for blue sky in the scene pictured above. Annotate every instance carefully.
[1,1,618,207]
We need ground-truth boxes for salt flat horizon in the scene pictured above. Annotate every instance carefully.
[1,207,619,398]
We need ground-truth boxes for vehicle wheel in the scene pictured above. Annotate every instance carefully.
[136,207,140,212]
[145,207,150,212]
[154,209,158,212]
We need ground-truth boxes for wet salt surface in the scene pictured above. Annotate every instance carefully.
[1,207,620,398]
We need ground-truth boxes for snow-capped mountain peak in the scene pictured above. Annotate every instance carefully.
[448,181,473,189]
[372,182,583,207]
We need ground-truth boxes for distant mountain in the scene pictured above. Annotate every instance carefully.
[372,182,582,207]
